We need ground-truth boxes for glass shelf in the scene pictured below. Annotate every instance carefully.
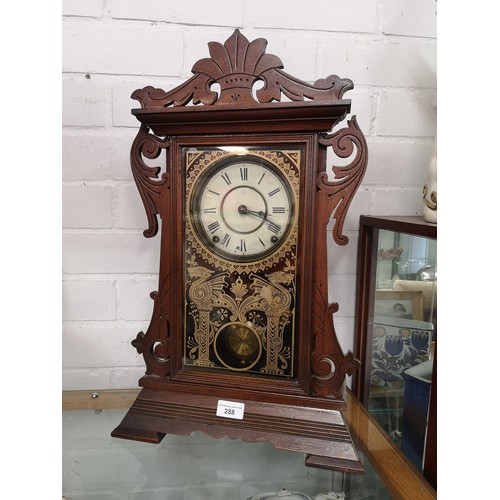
[62,389,436,499]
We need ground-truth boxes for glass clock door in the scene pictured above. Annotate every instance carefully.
[182,145,303,379]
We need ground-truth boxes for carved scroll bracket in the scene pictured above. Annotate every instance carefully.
[130,124,170,238]
[317,116,368,244]
[132,274,171,378]
[310,116,368,399]
[130,126,171,376]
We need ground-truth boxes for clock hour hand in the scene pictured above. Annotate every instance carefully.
[238,205,269,220]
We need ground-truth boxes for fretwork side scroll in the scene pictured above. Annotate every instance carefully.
[132,274,171,377]
[130,124,170,238]
[310,117,368,398]
[130,125,171,376]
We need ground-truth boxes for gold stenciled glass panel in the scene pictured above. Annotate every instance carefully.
[355,216,437,473]
[182,146,302,378]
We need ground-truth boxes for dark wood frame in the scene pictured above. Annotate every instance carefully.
[165,134,317,398]
[111,29,368,474]
[353,215,437,489]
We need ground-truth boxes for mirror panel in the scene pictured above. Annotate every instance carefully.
[354,216,437,483]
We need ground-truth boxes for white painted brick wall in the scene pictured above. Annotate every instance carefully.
[62,0,437,390]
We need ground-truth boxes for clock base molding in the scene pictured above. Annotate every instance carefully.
[111,388,364,474]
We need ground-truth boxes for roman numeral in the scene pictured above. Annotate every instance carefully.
[268,187,280,197]
[258,237,266,247]
[240,167,248,181]
[207,221,220,234]
[272,207,286,214]
[221,172,232,185]
[240,239,247,252]
[258,172,266,185]
[208,189,220,196]
[267,221,282,234]
[203,207,217,214]
[221,233,231,247]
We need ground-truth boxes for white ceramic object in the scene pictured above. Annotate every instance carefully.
[247,488,346,500]
[247,489,312,500]
[422,138,437,223]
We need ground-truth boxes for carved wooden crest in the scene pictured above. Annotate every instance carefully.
[132,29,354,108]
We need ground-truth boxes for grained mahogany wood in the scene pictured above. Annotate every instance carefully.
[353,216,437,487]
[137,372,347,411]
[423,344,437,490]
[130,124,170,238]
[132,100,351,136]
[113,29,369,474]
[310,117,368,398]
[353,216,437,399]
[345,390,436,499]
[129,124,172,377]
[305,455,364,474]
[359,215,437,239]
[131,30,353,108]
[111,389,363,472]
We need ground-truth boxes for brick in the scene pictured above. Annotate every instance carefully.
[112,77,179,127]
[111,0,245,27]
[352,190,372,229]
[372,187,424,215]
[321,37,437,88]
[184,29,320,82]
[62,75,112,127]
[63,233,161,274]
[246,0,378,34]
[116,183,152,230]
[327,227,360,276]
[339,90,373,137]
[62,280,116,320]
[63,23,183,76]
[383,0,437,38]
[62,130,136,181]
[116,278,158,320]
[338,190,371,232]
[62,325,143,367]
[230,29,320,82]
[377,90,437,137]
[330,317,356,355]
[328,276,357,317]
[363,141,433,187]
[62,0,104,18]
[62,183,113,228]
[182,29,241,78]
[62,367,145,390]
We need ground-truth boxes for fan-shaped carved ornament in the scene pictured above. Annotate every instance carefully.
[132,29,354,108]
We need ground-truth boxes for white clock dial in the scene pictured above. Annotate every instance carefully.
[191,157,294,262]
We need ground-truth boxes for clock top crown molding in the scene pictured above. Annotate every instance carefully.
[132,29,354,109]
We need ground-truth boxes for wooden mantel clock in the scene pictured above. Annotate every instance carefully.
[112,29,368,473]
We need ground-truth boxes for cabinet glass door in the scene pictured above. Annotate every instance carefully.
[354,216,437,478]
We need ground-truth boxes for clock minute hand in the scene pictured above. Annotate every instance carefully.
[238,205,269,220]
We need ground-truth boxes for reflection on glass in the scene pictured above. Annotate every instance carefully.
[368,229,436,470]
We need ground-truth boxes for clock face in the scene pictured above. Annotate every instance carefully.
[190,157,294,263]
[183,146,302,377]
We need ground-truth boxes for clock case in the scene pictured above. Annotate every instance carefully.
[112,30,368,473]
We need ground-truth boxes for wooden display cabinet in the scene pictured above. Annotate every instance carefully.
[353,215,437,489]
